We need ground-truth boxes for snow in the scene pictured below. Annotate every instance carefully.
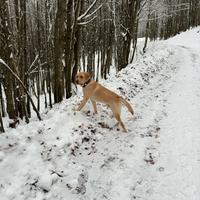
[1,27,200,200]
[167,27,200,51]
[0,151,5,161]
[0,58,7,66]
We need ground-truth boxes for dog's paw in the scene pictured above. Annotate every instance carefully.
[72,107,78,112]
[72,108,79,115]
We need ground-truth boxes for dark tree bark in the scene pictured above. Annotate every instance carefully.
[65,0,74,99]
[0,106,5,133]
[0,0,17,124]
[143,5,151,54]
[117,0,141,71]
[53,0,66,103]
[0,59,42,121]
[0,80,6,117]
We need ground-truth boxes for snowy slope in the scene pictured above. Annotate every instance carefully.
[0,27,200,200]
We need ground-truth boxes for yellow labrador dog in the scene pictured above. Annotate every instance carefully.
[75,72,134,132]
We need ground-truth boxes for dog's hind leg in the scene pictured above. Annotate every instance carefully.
[114,113,127,132]
[110,104,127,132]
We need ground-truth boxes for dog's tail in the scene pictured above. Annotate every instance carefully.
[120,97,134,115]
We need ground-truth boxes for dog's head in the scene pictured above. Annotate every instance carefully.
[75,72,91,86]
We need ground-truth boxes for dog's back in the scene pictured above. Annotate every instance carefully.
[89,81,120,104]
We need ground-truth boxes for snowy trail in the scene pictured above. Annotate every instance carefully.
[69,44,200,199]
[150,46,200,200]
[66,45,200,200]
[0,28,200,200]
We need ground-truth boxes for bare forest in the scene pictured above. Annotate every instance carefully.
[0,0,200,131]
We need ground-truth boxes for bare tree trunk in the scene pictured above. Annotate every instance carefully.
[0,108,5,133]
[53,0,66,103]
[37,1,41,111]
[0,0,17,125]
[143,12,150,53]
[45,0,52,108]
[0,81,6,117]
[117,0,141,70]
[72,0,83,83]
[65,0,81,98]
[47,65,52,108]
[18,0,29,123]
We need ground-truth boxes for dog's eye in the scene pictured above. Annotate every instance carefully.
[80,75,83,79]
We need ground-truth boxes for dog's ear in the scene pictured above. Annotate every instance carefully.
[85,72,91,80]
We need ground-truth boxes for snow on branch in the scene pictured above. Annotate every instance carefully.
[137,0,148,17]
[81,4,102,21]
[78,15,97,26]
[0,59,7,67]
[77,0,101,22]
[26,54,39,76]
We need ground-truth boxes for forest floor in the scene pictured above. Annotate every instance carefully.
[0,27,200,200]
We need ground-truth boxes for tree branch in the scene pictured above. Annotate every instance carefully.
[78,15,97,26]
[26,54,39,75]
[81,4,102,21]
[0,58,42,121]
[77,0,98,22]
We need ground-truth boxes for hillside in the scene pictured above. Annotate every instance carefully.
[0,27,200,200]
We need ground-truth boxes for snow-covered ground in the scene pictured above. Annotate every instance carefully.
[0,27,200,200]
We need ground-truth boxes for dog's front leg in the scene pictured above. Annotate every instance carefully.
[77,97,89,111]
[91,100,98,114]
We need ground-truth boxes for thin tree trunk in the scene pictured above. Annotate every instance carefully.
[143,21,149,53]
[47,65,52,108]
[0,82,6,117]
[53,0,66,103]
[0,108,5,133]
